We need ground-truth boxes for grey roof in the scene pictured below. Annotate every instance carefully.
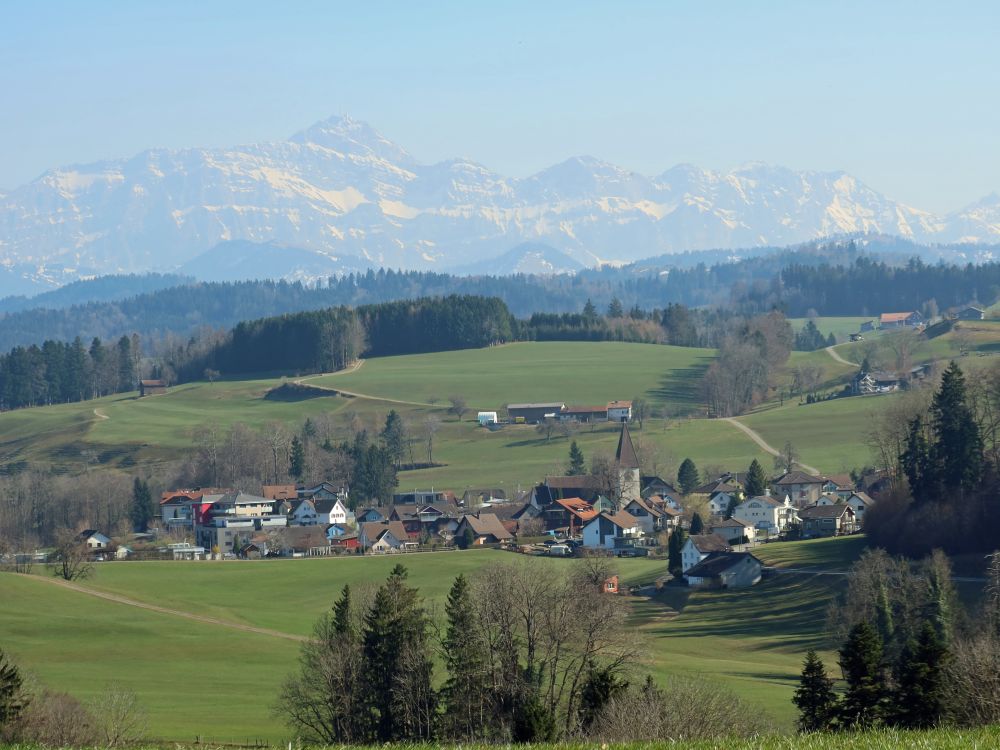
[688,533,732,553]
[709,517,753,529]
[685,551,761,578]
[800,504,854,519]
[774,471,825,486]
[459,512,514,540]
[507,402,565,410]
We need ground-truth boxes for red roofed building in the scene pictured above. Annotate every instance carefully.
[879,311,923,329]
[544,497,598,534]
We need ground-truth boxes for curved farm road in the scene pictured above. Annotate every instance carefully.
[30,575,306,643]
[720,417,821,475]
[93,408,109,421]
[295,360,440,408]
[825,344,855,367]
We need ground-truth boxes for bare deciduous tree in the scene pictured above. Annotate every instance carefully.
[89,684,147,748]
[50,530,93,582]
[448,395,468,421]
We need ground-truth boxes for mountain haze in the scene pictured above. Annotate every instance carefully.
[2,115,1000,293]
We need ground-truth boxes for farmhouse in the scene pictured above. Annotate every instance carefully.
[680,533,731,573]
[956,306,985,321]
[852,370,903,395]
[560,405,609,422]
[684,552,763,589]
[454,512,514,545]
[607,400,633,422]
[879,311,923,329]
[799,503,857,538]
[139,379,167,397]
[506,402,565,424]
[707,517,756,545]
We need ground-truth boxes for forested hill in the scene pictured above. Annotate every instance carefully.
[1,239,999,351]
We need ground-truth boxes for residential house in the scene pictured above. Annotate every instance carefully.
[356,507,387,524]
[393,490,457,505]
[281,498,319,526]
[325,522,350,539]
[685,552,763,589]
[774,471,827,506]
[680,533,732,573]
[602,575,620,594]
[641,476,678,498]
[454,512,515,545]
[262,484,298,501]
[708,490,740,516]
[79,530,111,549]
[159,488,232,530]
[391,503,462,539]
[169,542,206,560]
[853,370,903,395]
[506,402,565,424]
[799,503,857,538]
[732,495,798,536]
[607,400,633,422]
[139,379,167,397]
[879,311,923,329]
[822,474,855,499]
[581,510,641,550]
[279,526,332,556]
[329,534,360,552]
[313,496,351,526]
[359,521,413,553]
[543,498,598,534]
[461,488,507,507]
[845,492,875,526]
[957,306,986,321]
[623,497,667,535]
[707,517,756,545]
[299,482,343,502]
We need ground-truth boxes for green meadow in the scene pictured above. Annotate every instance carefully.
[0,539,870,741]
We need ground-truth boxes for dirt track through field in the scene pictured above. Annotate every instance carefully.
[720,417,821,475]
[92,408,109,420]
[28,575,307,642]
[295,360,441,408]
[825,344,856,366]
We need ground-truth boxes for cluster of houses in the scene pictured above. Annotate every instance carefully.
[71,423,873,593]
[852,306,987,342]
[481,400,634,426]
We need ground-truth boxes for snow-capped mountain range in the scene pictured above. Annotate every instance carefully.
[2,114,1000,290]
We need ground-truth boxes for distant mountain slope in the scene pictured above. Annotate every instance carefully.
[453,242,583,276]
[2,115,999,291]
[0,272,192,314]
[179,240,367,283]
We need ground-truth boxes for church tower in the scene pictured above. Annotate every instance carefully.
[615,422,641,503]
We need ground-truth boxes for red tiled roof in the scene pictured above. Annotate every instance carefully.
[880,312,916,323]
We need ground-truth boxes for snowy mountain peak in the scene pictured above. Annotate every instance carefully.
[289,114,412,163]
[1,114,999,295]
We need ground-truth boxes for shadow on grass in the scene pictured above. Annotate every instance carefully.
[651,358,712,409]
[644,575,843,651]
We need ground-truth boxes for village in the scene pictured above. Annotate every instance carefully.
[66,408,874,592]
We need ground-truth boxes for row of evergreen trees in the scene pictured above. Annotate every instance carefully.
[0,334,139,410]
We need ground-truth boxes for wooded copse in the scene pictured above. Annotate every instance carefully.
[279,560,768,745]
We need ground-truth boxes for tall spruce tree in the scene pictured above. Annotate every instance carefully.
[381,410,407,468]
[677,458,700,495]
[129,477,154,532]
[289,435,306,480]
[890,622,948,728]
[667,527,687,578]
[0,649,26,733]
[901,416,934,503]
[793,650,838,732]
[441,575,487,739]
[745,458,768,498]
[689,512,704,535]
[838,622,887,730]
[567,440,586,476]
[929,362,983,497]
[361,565,436,741]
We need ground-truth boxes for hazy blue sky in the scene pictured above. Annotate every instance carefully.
[2,1,997,212]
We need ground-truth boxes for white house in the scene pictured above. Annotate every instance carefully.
[685,552,763,589]
[359,521,412,553]
[708,490,739,517]
[314,497,351,526]
[607,400,633,422]
[285,498,320,526]
[80,530,111,549]
[623,498,665,535]
[582,511,641,550]
[733,495,798,536]
[845,492,874,526]
[680,533,731,573]
[707,517,756,545]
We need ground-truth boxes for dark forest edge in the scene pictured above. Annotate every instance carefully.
[1,238,1000,353]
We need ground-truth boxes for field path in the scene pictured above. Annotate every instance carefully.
[93,408,109,420]
[825,344,856,366]
[720,417,821,475]
[29,575,307,642]
[295,360,441,408]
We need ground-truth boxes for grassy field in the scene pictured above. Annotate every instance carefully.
[736,393,898,474]
[310,341,715,411]
[788,316,873,341]
[0,539,868,741]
